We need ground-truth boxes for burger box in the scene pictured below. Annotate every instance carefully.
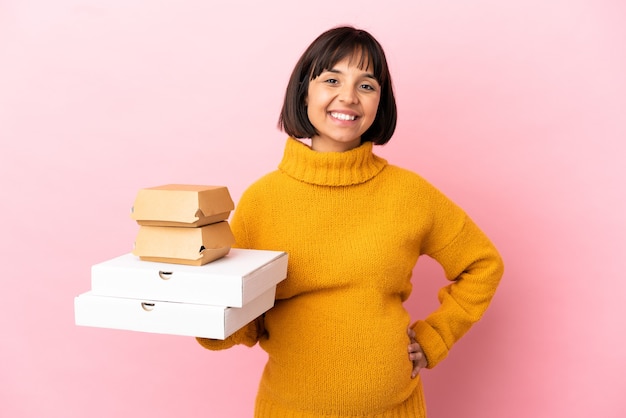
[89,248,288,307]
[130,184,235,227]
[132,221,236,266]
[74,286,276,339]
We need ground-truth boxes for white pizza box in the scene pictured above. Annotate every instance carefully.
[74,286,275,339]
[91,249,288,308]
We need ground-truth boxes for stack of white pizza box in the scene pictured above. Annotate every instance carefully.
[74,184,288,339]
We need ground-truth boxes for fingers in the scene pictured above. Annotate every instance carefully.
[408,343,426,377]
[407,328,427,379]
[408,343,424,361]
[411,365,421,379]
[407,327,419,358]
[407,327,416,340]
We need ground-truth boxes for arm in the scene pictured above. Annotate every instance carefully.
[411,215,504,369]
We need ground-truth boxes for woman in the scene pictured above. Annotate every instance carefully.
[197,26,504,418]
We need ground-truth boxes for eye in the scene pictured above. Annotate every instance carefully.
[324,78,339,85]
[360,83,376,91]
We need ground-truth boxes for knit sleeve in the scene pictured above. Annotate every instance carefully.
[411,215,504,369]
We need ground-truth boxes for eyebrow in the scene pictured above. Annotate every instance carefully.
[326,68,378,80]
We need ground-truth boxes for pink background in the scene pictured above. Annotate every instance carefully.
[1,1,625,417]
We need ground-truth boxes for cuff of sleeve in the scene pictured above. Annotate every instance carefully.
[195,319,261,351]
[195,336,237,351]
[411,320,449,369]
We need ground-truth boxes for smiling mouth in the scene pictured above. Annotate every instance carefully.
[330,112,357,121]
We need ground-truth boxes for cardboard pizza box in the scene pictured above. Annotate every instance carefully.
[74,287,276,340]
[91,249,288,307]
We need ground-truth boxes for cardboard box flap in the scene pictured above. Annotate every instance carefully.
[132,221,236,265]
[131,184,235,227]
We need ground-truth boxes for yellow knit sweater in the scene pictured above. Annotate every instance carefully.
[197,137,504,417]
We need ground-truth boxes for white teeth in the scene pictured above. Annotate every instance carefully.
[331,112,356,121]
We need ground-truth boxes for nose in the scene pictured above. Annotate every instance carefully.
[339,85,358,104]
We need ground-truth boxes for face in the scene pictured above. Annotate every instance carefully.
[306,56,381,152]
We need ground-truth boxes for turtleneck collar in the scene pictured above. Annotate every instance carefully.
[278,137,387,186]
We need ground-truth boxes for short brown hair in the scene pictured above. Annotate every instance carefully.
[278,26,397,145]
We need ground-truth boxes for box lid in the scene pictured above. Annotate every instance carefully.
[132,221,236,266]
[130,184,235,227]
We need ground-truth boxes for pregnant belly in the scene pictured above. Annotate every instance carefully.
[257,294,418,415]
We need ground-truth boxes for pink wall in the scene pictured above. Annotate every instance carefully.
[2,1,625,417]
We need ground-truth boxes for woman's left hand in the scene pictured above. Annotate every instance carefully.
[407,327,427,379]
